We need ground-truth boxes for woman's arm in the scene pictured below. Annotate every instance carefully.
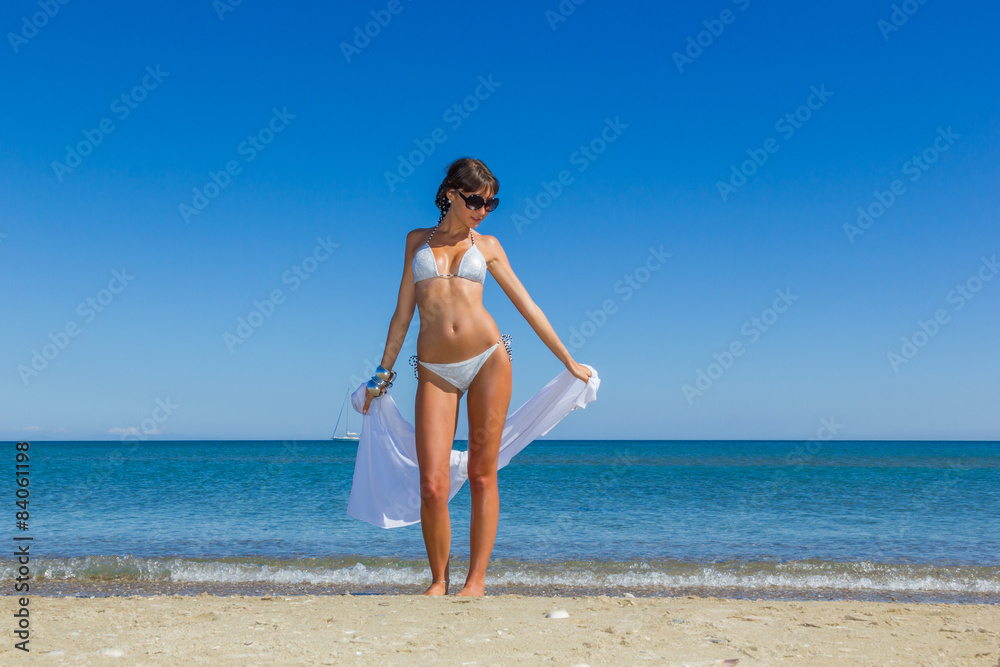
[481,234,591,381]
[363,231,420,414]
[377,230,420,370]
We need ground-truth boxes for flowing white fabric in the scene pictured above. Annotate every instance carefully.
[346,364,600,528]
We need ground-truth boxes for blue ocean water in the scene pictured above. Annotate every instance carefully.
[4,440,999,602]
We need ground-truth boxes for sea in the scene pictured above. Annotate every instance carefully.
[4,440,998,603]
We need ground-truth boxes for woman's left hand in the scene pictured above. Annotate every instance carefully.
[567,361,592,383]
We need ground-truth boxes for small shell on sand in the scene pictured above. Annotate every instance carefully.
[545,608,570,619]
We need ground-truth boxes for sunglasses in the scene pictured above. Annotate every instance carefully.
[454,189,500,213]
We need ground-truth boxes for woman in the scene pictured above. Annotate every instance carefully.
[362,157,592,597]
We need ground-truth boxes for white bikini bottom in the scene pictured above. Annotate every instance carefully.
[409,334,513,394]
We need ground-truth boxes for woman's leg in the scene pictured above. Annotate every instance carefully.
[457,342,512,596]
[414,369,461,595]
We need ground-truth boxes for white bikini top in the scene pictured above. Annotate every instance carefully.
[412,225,487,284]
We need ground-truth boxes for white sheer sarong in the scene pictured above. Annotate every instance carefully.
[346,364,600,528]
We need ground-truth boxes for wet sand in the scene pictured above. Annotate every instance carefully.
[4,593,998,665]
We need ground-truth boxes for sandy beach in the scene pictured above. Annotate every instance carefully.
[6,593,997,665]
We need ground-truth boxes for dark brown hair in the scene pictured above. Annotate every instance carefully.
[434,157,499,223]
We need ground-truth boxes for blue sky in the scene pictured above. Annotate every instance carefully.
[2,0,998,441]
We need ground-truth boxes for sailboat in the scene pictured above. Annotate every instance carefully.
[331,388,360,442]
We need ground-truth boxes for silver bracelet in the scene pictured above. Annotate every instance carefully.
[366,365,396,397]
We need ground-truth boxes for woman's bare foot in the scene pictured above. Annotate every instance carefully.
[422,580,449,595]
[422,558,450,595]
[454,581,485,597]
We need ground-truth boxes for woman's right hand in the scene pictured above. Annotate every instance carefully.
[362,390,374,414]
[567,361,592,384]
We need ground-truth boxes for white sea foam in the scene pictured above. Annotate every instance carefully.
[8,555,998,595]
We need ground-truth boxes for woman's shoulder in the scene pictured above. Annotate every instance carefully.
[473,230,501,246]
[405,227,433,248]
[475,231,503,248]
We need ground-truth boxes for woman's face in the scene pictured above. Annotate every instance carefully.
[449,187,496,228]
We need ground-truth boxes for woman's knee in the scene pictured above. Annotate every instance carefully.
[420,473,450,504]
[466,469,497,495]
